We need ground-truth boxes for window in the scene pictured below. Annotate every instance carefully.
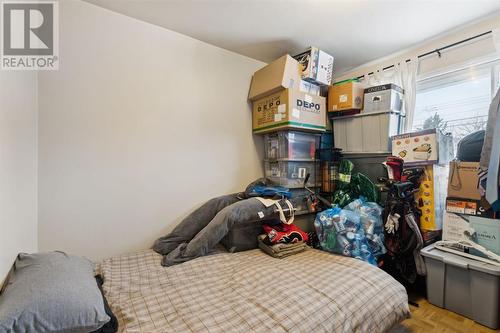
[413,60,500,150]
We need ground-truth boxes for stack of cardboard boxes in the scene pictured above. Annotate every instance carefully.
[442,161,500,256]
[248,48,334,214]
[391,127,500,252]
[248,50,332,134]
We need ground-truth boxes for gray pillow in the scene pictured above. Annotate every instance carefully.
[0,251,110,333]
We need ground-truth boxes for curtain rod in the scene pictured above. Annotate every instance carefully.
[356,30,493,79]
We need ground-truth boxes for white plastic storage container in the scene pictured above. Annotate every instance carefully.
[363,84,404,113]
[332,110,403,153]
[265,160,319,189]
[264,131,320,160]
[421,244,500,329]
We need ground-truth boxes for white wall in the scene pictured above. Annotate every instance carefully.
[336,14,500,81]
[37,0,265,260]
[0,71,38,282]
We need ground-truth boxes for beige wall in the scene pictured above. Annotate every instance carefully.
[0,71,38,282]
[37,0,265,260]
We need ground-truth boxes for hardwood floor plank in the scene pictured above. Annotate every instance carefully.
[389,296,500,333]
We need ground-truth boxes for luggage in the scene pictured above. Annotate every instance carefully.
[221,220,265,252]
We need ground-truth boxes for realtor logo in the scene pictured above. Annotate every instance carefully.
[1,1,58,70]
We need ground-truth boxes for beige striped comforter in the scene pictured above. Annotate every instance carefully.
[100,248,410,333]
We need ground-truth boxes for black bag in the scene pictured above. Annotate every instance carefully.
[456,130,484,162]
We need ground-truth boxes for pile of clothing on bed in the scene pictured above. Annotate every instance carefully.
[258,222,309,258]
[153,178,308,266]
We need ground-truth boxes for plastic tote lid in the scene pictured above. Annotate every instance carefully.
[421,244,500,276]
[333,78,360,85]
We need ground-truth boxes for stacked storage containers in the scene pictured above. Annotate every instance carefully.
[264,131,320,188]
[263,131,322,215]
[328,81,405,153]
[248,48,334,216]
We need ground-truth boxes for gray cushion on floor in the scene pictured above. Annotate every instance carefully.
[0,251,110,333]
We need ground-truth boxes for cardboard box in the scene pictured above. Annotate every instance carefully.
[392,128,454,166]
[443,212,473,242]
[248,55,301,101]
[469,216,500,255]
[252,89,326,134]
[443,213,500,255]
[446,197,495,218]
[293,47,334,86]
[363,84,404,113]
[414,164,448,230]
[448,161,481,200]
[328,79,365,112]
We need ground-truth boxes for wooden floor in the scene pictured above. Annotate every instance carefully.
[390,296,499,333]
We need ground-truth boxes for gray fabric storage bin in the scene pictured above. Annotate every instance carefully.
[221,220,265,252]
[421,244,500,329]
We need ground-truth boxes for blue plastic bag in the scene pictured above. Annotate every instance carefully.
[314,198,385,266]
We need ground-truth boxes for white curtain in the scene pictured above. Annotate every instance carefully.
[493,28,500,52]
[363,56,419,132]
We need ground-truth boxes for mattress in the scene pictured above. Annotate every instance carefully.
[100,249,410,333]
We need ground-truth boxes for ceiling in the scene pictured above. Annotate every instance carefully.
[84,0,500,73]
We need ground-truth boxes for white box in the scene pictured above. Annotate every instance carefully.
[364,84,404,113]
[392,128,453,166]
[443,212,473,242]
[293,47,334,86]
[299,80,321,96]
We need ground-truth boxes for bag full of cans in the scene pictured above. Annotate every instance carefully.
[314,197,386,265]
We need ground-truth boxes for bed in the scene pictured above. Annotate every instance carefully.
[99,248,410,333]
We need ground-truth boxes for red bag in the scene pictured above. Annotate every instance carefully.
[263,224,308,244]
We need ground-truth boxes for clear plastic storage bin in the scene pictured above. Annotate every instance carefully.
[290,188,318,215]
[265,160,319,188]
[264,131,320,160]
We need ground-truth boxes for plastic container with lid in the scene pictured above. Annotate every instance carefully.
[421,244,500,329]
[265,160,319,189]
[264,131,320,160]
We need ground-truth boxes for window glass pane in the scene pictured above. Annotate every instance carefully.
[413,63,495,150]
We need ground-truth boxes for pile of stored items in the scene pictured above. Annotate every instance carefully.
[247,47,389,262]
[421,121,500,327]
[381,128,454,285]
[248,47,335,256]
